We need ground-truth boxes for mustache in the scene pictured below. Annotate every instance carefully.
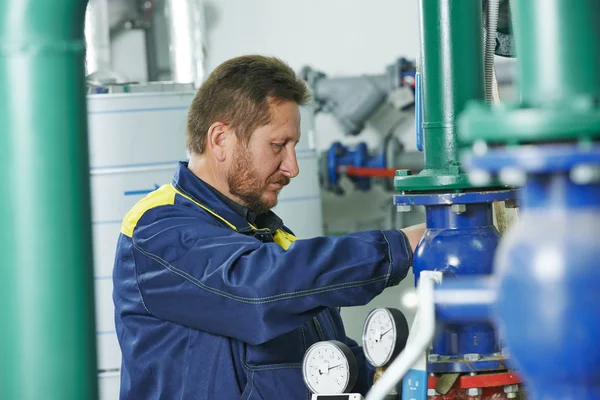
[268,175,291,186]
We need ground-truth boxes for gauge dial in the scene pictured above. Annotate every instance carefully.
[302,340,358,394]
[362,307,409,367]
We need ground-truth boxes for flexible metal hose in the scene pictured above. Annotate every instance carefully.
[485,0,500,103]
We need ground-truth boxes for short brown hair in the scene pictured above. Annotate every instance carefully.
[186,55,311,154]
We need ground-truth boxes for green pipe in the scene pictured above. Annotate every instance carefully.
[396,0,487,191]
[420,0,485,171]
[458,0,600,144]
[0,1,98,399]
[512,0,600,107]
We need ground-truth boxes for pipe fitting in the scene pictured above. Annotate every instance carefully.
[504,384,519,397]
[397,205,413,213]
[570,164,600,184]
[451,204,467,214]
[466,387,482,396]
[464,353,481,361]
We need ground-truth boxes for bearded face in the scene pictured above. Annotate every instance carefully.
[227,143,291,215]
[224,100,300,214]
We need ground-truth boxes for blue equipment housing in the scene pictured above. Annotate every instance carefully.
[454,143,600,398]
[395,189,516,374]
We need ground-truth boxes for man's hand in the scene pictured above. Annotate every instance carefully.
[400,223,426,253]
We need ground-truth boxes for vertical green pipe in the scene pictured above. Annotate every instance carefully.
[420,0,485,170]
[511,0,600,107]
[0,1,98,399]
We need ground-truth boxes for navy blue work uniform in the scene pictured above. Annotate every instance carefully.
[113,162,413,399]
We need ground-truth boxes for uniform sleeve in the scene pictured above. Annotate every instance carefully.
[130,205,412,345]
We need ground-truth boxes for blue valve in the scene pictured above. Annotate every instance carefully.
[326,141,387,193]
[415,72,423,152]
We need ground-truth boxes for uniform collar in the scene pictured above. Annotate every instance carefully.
[172,161,254,232]
[172,161,284,233]
[206,183,258,225]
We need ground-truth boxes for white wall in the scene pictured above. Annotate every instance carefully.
[203,0,420,75]
[110,0,423,341]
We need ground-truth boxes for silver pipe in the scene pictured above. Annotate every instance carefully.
[85,0,111,77]
[165,0,207,88]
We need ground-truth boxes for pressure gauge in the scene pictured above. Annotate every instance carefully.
[302,340,358,394]
[362,307,409,367]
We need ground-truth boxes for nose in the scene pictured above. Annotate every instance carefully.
[280,146,299,178]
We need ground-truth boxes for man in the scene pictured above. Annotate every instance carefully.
[113,55,425,399]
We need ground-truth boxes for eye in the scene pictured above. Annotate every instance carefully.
[272,143,285,152]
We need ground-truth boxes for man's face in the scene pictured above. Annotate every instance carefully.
[227,100,301,214]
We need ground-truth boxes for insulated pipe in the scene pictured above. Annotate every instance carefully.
[85,0,111,75]
[0,1,98,399]
[165,0,207,87]
[419,0,485,171]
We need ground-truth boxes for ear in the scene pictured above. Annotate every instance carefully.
[206,121,231,162]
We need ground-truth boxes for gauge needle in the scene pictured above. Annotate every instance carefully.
[379,328,393,339]
[318,364,341,375]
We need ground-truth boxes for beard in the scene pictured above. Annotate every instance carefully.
[227,145,290,214]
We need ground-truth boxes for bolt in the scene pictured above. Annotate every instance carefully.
[466,388,482,396]
[397,205,412,213]
[427,388,438,397]
[464,353,480,361]
[395,169,412,177]
[504,385,519,393]
[499,167,526,186]
[451,204,467,214]
[468,169,492,186]
[473,140,489,156]
[428,354,440,362]
[507,394,517,399]
[570,164,600,184]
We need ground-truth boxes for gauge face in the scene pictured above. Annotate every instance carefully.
[362,308,409,367]
[302,340,357,394]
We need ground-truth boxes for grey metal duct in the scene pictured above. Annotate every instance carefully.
[302,58,416,137]
[165,0,207,87]
[85,0,113,80]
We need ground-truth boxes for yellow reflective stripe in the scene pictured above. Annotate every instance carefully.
[170,184,238,231]
[173,185,298,249]
[273,229,297,250]
[121,183,299,251]
[121,184,176,237]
